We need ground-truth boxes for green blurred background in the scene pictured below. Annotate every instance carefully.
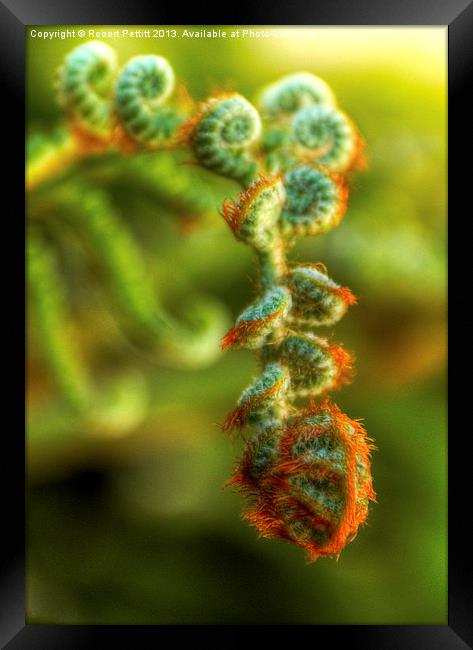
[26,27,447,624]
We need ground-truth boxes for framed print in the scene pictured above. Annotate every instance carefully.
[1,0,469,646]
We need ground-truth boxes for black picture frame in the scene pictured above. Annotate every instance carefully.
[3,0,468,646]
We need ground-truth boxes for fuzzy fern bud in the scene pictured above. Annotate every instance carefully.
[230,400,376,562]
[280,166,348,237]
[291,105,360,172]
[223,362,290,432]
[221,175,286,250]
[229,428,281,487]
[287,264,356,327]
[181,94,262,185]
[280,333,353,398]
[222,285,292,350]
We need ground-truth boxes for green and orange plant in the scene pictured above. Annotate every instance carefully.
[27,42,375,559]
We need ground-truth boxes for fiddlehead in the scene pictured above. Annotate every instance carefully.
[115,55,181,147]
[213,74,375,562]
[259,72,336,117]
[57,41,117,141]
[291,105,361,172]
[258,72,362,176]
[180,94,262,185]
[279,334,353,399]
[229,400,375,562]
[280,166,348,237]
[221,285,292,351]
[223,362,291,432]
[287,264,356,327]
[221,175,285,250]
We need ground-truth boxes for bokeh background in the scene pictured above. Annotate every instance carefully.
[26,27,447,624]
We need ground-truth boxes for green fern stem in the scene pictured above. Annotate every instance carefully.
[58,186,166,339]
[52,185,228,367]
[256,238,287,291]
[28,231,92,413]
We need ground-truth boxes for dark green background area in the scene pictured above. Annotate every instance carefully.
[26,27,447,624]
